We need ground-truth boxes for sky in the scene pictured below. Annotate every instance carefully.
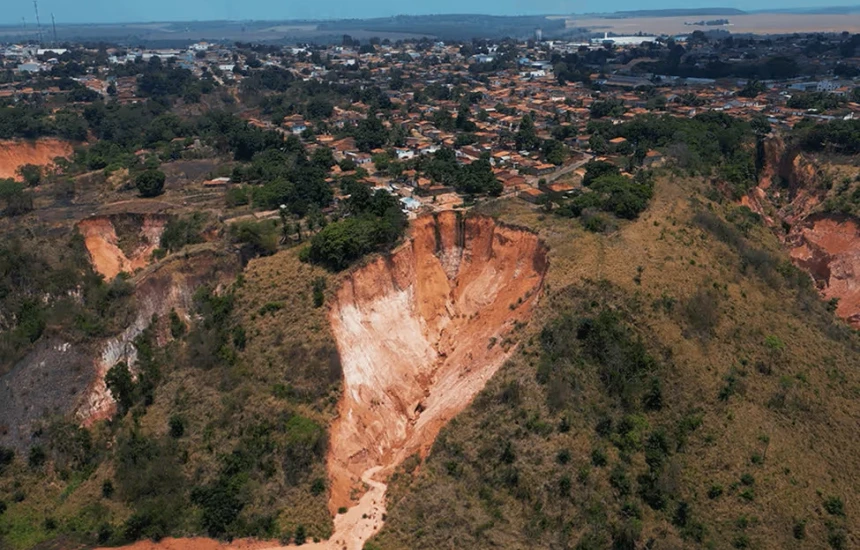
[1,0,858,25]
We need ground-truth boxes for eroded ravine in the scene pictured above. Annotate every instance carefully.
[100,212,547,550]
[77,214,168,280]
[323,211,547,546]
[788,215,860,327]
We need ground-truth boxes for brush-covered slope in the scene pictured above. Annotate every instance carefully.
[370,176,860,550]
[0,246,341,548]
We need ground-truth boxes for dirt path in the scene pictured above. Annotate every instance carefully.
[270,467,387,550]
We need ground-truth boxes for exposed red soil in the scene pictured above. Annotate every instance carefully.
[104,212,546,550]
[327,212,548,515]
[76,215,167,280]
[789,216,860,327]
[78,247,238,426]
[750,135,860,327]
[0,138,73,180]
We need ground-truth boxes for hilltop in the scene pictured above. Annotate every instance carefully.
[0,30,859,550]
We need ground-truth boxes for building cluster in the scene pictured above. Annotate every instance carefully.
[2,31,859,210]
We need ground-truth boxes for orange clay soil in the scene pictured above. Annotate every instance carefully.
[76,215,167,280]
[327,211,548,514]
[103,212,547,550]
[0,138,73,180]
[789,215,860,327]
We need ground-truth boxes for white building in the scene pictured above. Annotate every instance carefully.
[592,33,659,46]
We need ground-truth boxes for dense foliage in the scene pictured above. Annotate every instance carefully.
[423,148,502,196]
[305,188,406,271]
[589,112,758,198]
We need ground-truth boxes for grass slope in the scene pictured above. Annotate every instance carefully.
[0,247,341,547]
[371,175,859,550]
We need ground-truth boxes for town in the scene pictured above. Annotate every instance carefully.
[2,8,860,550]
[2,30,859,219]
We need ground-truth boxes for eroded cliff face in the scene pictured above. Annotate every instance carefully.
[0,138,73,180]
[747,135,820,225]
[77,247,237,425]
[327,212,548,515]
[77,214,168,280]
[751,135,860,327]
[788,216,860,327]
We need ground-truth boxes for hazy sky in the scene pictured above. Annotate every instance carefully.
[1,0,857,25]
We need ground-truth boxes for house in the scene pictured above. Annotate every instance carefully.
[395,148,415,160]
[643,150,665,167]
[523,162,556,176]
[519,188,546,204]
[16,63,43,73]
[400,197,422,211]
[203,177,231,188]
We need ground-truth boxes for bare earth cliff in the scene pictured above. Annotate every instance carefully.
[321,212,547,546]
[749,135,860,327]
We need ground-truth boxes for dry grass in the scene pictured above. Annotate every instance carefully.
[372,174,860,549]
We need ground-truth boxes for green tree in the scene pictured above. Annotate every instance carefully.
[135,170,166,198]
[17,164,42,187]
[515,115,540,151]
[105,362,136,415]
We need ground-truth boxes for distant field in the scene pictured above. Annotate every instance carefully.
[567,13,860,35]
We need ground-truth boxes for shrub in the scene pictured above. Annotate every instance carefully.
[591,448,608,467]
[17,164,42,187]
[828,526,847,549]
[0,446,14,474]
[105,362,136,415]
[0,180,34,216]
[673,501,691,527]
[135,170,166,198]
[28,445,46,468]
[231,219,279,256]
[102,480,115,499]
[793,520,806,540]
[708,484,724,499]
[824,496,845,516]
[225,186,249,208]
[311,277,326,308]
[609,465,631,496]
[169,309,186,338]
[294,524,307,545]
[160,214,205,252]
[168,415,185,438]
[191,481,243,537]
[683,288,721,339]
[642,377,663,411]
[307,205,406,271]
[310,478,326,496]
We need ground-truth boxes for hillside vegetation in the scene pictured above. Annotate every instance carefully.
[0,247,341,547]
[371,175,859,550]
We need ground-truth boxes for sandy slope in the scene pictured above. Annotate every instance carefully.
[327,212,548,512]
[0,138,73,180]
[77,215,167,280]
